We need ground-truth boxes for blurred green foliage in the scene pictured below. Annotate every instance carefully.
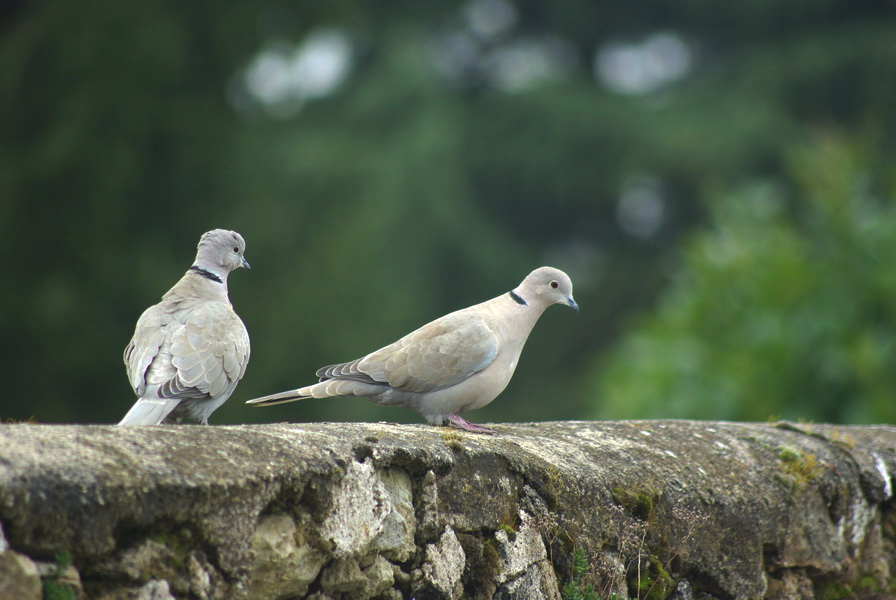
[0,1,894,425]
[592,135,896,423]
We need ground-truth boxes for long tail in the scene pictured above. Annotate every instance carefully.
[245,389,313,407]
[118,398,180,425]
[246,379,385,407]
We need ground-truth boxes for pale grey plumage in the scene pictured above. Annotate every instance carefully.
[119,229,251,425]
[247,266,577,433]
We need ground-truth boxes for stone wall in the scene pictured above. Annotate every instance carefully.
[0,420,894,599]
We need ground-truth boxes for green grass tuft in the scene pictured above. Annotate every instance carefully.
[42,551,76,600]
[561,547,601,600]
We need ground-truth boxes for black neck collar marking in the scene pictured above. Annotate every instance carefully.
[189,265,223,284]
[509,290,528,306]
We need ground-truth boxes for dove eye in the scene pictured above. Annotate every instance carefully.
[550,281,559,289]
[233,247,240,253]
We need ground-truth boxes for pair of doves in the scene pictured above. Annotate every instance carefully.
[119,230,578,434]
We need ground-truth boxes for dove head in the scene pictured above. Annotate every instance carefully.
[515,266,578,313]
[193,230,251,278]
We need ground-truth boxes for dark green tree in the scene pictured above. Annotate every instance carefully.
[1,1,893,424]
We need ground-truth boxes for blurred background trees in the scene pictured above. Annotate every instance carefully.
[591,135,896,424]
[1,0,894,425]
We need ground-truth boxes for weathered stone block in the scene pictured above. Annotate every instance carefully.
[0,421,893,599]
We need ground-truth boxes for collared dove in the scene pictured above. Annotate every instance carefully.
[119,229,251,425]
[247,266,577,433]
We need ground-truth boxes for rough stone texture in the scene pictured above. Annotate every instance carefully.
[0,546,41,600]
[134,580,176,600]
[493,511,560,599]
[246,513,326,598]
[417,525,466,598]
[0,420,894,599]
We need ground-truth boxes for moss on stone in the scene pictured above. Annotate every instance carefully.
[149,530,192,569]
[457,533,502,598]
[497,523,517,538]
[539,463,565,511]
[612,486,656,522]
[854,575,879,591]
[776,445,822,489]
[814,580,853,600]
[439,428,465,452]
[627,555,673,600]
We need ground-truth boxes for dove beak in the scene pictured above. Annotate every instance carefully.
[241,256,251,270]
[567,296,579,313]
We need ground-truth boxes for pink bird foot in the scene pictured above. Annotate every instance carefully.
[445,414,496,434]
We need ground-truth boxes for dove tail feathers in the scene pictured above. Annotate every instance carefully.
[118,398,181,425]
[246,378,387,407]
[245,389,313,407]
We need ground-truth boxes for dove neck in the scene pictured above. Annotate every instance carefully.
[507,288,547,332]
[507,287,552,326]
[508,290,528,306]
[189,265,225,285]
